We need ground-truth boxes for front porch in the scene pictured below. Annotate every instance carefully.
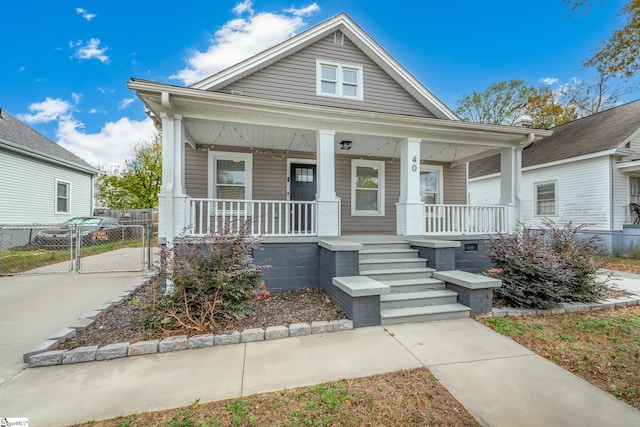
[187,198,511,237]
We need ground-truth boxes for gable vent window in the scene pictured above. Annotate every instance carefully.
[316,60,363,101]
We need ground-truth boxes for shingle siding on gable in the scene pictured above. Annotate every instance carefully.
[0,148,93,223]
[216,33,436,118]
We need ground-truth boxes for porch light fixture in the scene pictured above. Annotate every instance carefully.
[340,140,352,150]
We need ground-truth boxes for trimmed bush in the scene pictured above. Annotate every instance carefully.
[487,220,606,309]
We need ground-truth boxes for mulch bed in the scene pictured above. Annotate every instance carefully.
[59,279,346,350]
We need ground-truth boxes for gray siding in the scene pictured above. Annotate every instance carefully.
[184,146,468,234]
[0,148,93,223]
[217,32,436,118]
[443,164,467,204]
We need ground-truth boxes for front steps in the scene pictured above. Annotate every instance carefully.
[357,240,470,325]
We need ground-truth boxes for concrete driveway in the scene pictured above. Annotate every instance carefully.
[0,271,148,384]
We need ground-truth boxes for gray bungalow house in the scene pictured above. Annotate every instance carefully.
[0,109,97,224]
[468,99,640,253]
[129,13,551,325]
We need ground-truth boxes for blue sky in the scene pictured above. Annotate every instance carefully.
[1,0,630,168]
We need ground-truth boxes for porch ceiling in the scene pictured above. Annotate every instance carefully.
[131,79,552,165]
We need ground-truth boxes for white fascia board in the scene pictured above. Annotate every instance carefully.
[129,80,550,146]
[468,172,501,182]
[617,159,640,172]
[0,139,97,175]
[521,149,614,172]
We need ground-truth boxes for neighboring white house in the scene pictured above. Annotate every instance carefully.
[468,99,640,252]
[0,109,97,224]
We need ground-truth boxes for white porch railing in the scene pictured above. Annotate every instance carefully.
[425,204,507,234]
[189,198,317,236]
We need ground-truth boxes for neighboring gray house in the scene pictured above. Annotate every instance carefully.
[0,109,97,224]
[468,99,640,253]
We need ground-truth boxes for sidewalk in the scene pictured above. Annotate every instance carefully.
[1,271,639,426]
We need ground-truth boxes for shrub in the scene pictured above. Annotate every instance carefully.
[153,222,264,333]
[487,220,607,309]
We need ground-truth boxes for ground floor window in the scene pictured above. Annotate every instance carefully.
[630,176,640,204]
[420,165,443,204]
[535,181,556,216]
[351,159,385,216]
[55,180,70,214]
[208,151,253,201]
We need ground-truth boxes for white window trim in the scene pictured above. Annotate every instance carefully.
[351,159,385,216]
[208,151,253,203]
[55,179,71,215]
[420,165,444,204]
[534,181,557,216]
[316,59,364,101]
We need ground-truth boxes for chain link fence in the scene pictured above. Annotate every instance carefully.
[0,222,153,275]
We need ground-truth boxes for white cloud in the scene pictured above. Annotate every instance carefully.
[18,98,74,124]
[118,98,135,109]
[74,38,109,63]
[76,7,97,21]
[170,1,320,85]
[539,77,559,86]
[97,87,114,94]
[20,96,155,168]
[18,66,25,72]
[57,116,155,168]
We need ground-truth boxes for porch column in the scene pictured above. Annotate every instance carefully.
[397,137,426,235]
[500,146,522,232]
[316,129,340,236]
[158,113,188,244]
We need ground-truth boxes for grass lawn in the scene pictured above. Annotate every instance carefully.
[76,368,481,427]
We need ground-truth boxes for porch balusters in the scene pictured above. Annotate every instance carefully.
[425,204,507,234]
[189,198,317,236]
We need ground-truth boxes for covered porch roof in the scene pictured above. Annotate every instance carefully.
[128,78,552,165]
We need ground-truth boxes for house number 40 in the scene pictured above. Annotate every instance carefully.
[411,155,417,172]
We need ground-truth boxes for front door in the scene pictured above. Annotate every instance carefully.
[290,163,316,232]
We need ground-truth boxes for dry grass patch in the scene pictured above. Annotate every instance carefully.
[76,368,480,427]
[599,255,640,275]
[479,306,640,409]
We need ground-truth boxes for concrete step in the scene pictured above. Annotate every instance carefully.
[381,303,470,325]
[382,278,446,292]
[380,289,458,309]
[363,267,435,281]
[359,248,419,261]
[357,240,411,250]
[359,257,427,272]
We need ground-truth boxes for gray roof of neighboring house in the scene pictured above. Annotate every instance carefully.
[0,109,97,173]
[469,99,640,179]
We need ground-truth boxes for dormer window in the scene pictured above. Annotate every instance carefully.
[316,60,363,100]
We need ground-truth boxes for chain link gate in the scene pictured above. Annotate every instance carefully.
[0,223,151,275]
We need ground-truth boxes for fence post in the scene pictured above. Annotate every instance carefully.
[147,223,152,269]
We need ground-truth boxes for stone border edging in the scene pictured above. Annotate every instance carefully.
[488,292,640,318]
[25,275,354,368]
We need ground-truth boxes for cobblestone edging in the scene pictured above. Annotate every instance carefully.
[24,275,354,368]
[489,292,640,318]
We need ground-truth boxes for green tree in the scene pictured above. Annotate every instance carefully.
[565,0,640,80]
[97,136,162,208]
[455,80,534,125]
[527,86,576,129]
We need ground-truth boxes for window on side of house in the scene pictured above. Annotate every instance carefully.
[535,182,556,216]
[420,165,443,204]
[316,60,363,100]
[630,176,640,204]
[208,151,253,203]
[55,180,70,214]
[351,159,385,216]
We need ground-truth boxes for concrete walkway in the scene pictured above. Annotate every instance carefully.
[0,272,639,426]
